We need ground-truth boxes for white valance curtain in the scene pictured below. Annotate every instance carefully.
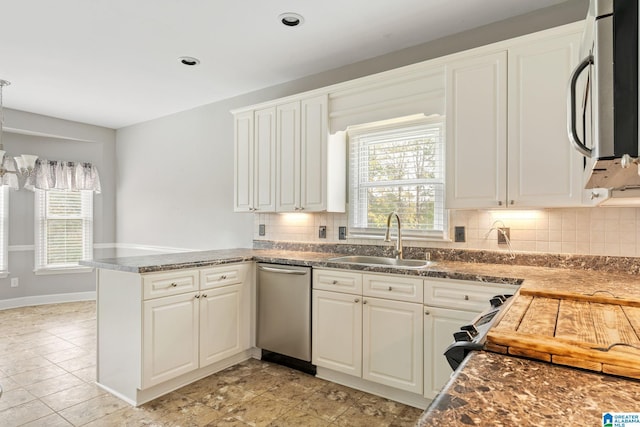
[25,159,101,193]
[0,157,18,189]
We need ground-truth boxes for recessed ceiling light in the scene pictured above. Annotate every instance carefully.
[179,56,200,66]
[279,12,304,27]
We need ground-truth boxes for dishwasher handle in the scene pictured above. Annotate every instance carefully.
[258,265,309,275]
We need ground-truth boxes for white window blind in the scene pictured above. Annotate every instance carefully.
[0,186,8,274]
[348,118,446,238]
[35,189,93,270]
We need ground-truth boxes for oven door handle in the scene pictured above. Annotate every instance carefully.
[567,55,594,158]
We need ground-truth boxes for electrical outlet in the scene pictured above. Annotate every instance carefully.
[258,224,266,236]
[338,226,347,240]
[10,277,19,288]
[318,226,327,239]
[454,226,466,243]
[498,227,510,245]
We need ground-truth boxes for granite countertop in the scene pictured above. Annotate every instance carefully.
[417,351,640,426]
[81,248,640,302]
[83,247,640,425]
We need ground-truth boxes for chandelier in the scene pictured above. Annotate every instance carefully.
[0,80,38,189]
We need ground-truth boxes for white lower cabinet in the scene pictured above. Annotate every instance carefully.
[142,292,200,388]
[363,297,423,394]
[423,306,477,399]
[312,289,362,377]
[142,268,251,389]
[97,263,252,406]
[312,269,423,395]
[199,283,250,367]
[422,278,516,399]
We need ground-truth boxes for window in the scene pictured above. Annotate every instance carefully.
[348,116,446,239]
[35,189,93,271]
[0,186,7,275]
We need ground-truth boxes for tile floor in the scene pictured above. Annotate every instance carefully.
[0,301,424,426]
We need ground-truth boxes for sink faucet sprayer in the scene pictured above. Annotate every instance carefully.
[384,212,403,259]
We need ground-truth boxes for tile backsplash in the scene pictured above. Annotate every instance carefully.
[254,207,640,258]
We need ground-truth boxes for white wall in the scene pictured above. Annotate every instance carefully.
[116,0,588,250]
[1,109,116,303]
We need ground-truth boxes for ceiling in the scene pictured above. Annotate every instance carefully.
[0,0,571,129]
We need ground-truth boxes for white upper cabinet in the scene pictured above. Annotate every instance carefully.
[233,111,254,212]
[507,32,582,207]
[234,94,344,213]
[254,107,278,212]
[300,95,330,211]
[276,101,301,211]
[445,51,508,209]
[233,108,277,212]
[446,25,584,209]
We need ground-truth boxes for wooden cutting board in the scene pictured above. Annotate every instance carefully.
[486,290,640,380]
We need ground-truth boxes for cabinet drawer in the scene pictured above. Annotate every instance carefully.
[424,278,516,311]
[363,273,423,303]
[200,263,249,290]
[313,269,362,294]
[143,270,199,300]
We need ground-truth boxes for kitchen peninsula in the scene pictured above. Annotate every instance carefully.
[83,247,640,425]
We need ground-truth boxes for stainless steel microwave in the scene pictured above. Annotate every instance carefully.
[567,0,638,190]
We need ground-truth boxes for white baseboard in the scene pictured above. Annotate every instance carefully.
[0,291,96,311]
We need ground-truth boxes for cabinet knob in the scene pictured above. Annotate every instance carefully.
[510,200,515,205]
[202,294,207,298]
[464,295,469,301]
[170,282,178,287]
[354,298,360,303]
[363,300,368,305]
[497,201,503,206]
[388,286,393,291]
[425,310,430,315]
[220,275,227,280]
[332,280,338,285]
[195,294,200,299]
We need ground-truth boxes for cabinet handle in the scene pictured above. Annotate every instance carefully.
[497,201,503,206]
[195,294,200,299]
[170,282,178,288]
[354,298,360,303]
[464,295,469,301]
[425,310,430,315]
[388,286,393,291]
[510,200,515,205]
[220,275,227,280]
[202,294,207,298]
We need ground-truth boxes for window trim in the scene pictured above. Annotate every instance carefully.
[0,186,8,276]
[34,189,94,272]
[347,114,448,240]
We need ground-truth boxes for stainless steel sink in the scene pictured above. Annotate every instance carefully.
[327,255,436,269]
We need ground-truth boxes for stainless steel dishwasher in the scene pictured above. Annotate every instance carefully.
[256,263,311,363]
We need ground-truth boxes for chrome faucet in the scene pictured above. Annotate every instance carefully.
[384,212,403,259]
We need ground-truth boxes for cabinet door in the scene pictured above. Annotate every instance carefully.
[276,101,301,211]
[254,107,277,212]
[362,297,422,394]
[142,292,199,388]
[234,111,254,212]
[423,306,477,399]
[300,94,328,211]
[507,32,583,207]
[446,51,508,209]
[312,290,362,377]
[199,283,250,367]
